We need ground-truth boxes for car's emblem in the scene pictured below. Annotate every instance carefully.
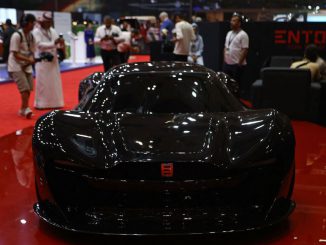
[161,163,174,177]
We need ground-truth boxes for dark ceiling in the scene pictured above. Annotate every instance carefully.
[0,0,325,14]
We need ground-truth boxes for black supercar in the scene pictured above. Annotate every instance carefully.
[33,62,295,235]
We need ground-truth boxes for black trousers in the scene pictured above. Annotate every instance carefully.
[173,54,188,62]
[222,63,246,93]
[119,51,130,64]
[222,63,245,83]
[100,49,121,72]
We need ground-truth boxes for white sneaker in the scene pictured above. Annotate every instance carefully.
[24,107,33,119]
[18,108,33,119]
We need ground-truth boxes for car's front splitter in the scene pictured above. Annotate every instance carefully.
[34,199,295,236]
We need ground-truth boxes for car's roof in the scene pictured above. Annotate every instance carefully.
[106,62,215,76]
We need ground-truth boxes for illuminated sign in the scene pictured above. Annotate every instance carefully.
[274,30,326,48]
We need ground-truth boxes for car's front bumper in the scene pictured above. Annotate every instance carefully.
[34,162,295,235]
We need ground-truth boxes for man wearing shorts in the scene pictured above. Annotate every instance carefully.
[7,14,36,118]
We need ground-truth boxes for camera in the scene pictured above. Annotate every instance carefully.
[59,33,63,38]
[36,52,54,62]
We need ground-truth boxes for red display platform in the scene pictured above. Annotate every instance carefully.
[0,121,325,244]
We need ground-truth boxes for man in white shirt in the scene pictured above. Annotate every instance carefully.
[7,14,36,118]
[172,13,195,62]
[95,15,123,71]
[223,13,249,94]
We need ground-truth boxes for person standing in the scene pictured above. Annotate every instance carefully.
[94,15,123,72]
[172,13,195,62]
[146,20,160,42]
[2,19,16,63]
[7,14,36,118]
[187,23,204,65]
[84,22,95,63]
[159,12,174,41]
[118,21,132,63]
[33,12,64,109]
[223,13,249,88]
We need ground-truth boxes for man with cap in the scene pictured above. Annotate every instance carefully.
[33,12,64,109]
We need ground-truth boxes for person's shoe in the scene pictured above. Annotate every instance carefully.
[23,107,33,119]
[18,108,33,119]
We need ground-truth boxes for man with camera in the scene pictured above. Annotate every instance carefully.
[95,15,123,72]
[33,12,64,109]
[7,14,36,119]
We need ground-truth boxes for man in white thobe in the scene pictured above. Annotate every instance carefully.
[33,12,64,109]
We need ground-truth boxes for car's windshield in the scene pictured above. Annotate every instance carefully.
[83,72,244,113]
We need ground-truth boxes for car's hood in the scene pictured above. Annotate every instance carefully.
[50,109,288,168]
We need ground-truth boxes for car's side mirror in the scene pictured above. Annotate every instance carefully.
[78,72,104,101]
[216,72,240,98]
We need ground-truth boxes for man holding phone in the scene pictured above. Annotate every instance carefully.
[95,15,123,71]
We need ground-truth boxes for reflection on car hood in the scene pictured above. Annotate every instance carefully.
[116,113,216,156]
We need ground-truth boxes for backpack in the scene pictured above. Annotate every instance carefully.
[15,30,34,45]
[4,30,35,64]
[2,26,16,62]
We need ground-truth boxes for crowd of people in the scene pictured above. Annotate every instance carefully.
[1,11,206,120]
[4,10,326,120]
[92,12,205,72]
[0,11,274,119]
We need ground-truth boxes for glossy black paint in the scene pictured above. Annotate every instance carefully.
[33,62,295,235]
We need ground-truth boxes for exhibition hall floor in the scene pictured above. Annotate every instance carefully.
[0,64,325,244]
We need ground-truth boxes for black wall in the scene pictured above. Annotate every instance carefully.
[197,22,228,72]
[198,22,326,97]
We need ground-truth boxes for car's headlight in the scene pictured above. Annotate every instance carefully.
[70,134,97,158]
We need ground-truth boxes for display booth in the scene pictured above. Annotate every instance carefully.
[150,22,326,98]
